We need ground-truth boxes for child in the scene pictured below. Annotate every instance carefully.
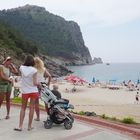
[51,84,69,103]
[51,84,61,99]
[51,85,74,112]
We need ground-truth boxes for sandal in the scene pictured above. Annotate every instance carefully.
[34,118,40,121]
[28,127,34,131]
[14,128,22,131]
[5,116,10,119]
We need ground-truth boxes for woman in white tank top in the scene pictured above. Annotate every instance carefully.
[14,55,39,131]
[34,57,51,121]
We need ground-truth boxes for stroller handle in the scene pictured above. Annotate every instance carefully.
[40,82,48,88]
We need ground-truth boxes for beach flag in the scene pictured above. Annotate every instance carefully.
[92,77,95,83]
[137,79,140,84]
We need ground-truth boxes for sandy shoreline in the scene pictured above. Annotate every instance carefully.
[52,82,140,123]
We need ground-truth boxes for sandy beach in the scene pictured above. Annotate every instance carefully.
[52,81,140,123]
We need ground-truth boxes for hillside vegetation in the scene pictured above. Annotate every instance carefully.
[0,5,92,65]
[0,20,72,77]
[0,20,38,57]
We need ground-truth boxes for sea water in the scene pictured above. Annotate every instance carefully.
[67,63,140,84]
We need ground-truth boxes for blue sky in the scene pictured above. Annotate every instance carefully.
[0,0,140,62]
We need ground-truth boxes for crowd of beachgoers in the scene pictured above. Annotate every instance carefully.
[47,76,140,123]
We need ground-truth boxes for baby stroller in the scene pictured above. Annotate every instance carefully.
[40,82,74,130]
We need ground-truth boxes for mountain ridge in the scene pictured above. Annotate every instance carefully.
[0,5,93,65]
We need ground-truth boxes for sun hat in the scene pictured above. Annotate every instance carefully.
[5,56,12,61]
[2,56,12,64]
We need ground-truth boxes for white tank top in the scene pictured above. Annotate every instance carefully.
[37,70,46,83]
[2,66,10,77]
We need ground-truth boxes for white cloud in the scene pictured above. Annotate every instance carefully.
[45,0,140,27]
[1,0,140,27]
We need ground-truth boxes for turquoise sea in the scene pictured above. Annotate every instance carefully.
[67,63,140,84]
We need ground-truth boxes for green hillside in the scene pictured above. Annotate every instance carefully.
[0,20,38,57]
[0,5,92,65]
[0,20,72,77]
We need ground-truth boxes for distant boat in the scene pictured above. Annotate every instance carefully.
[106,63,110,65]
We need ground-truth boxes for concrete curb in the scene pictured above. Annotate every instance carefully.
[73,114,140,138]
[8,103,140,139]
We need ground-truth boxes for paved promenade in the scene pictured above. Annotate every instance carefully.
[0,105,137,140]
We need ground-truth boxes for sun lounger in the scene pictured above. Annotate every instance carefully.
[108,85,120,90]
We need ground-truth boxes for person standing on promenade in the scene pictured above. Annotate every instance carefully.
[34,57,51,121]
[0,56,18,119]
[135,87,139,104]
[14,55,39,131]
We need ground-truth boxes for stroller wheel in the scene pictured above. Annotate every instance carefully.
[68,114,74,123]
[64,119,73,130]
[44,119,53,129]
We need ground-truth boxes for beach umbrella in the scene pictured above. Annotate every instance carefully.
[64,75,87,84]
[64,75,77,83]
[64,75,77,81]
[77,78,87,83]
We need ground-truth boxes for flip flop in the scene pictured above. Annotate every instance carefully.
[28,127,34,131]
[14,128,22,131]
[34,118,40,121]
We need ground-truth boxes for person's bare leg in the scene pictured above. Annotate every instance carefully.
[45,103,50,119]
[0,93,5,108]
[5,92,11,119]
[45,104,48,114]
[28,98,35,130]
[18,99,28,130]
[0,94,5,120]
[34,98,40,121]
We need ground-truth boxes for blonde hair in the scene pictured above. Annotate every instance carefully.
[34,57,45,73]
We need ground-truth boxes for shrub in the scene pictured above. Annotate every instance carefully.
[11,97,22,104]
[78,111,85,115]
[111,116,117,121]
[11,97,30,106]
[121,117,136,124]
[101,114,108,119]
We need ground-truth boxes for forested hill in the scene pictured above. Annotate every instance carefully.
[0,21,72,77]
[0,5,92,65]
[0,20,38,59]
